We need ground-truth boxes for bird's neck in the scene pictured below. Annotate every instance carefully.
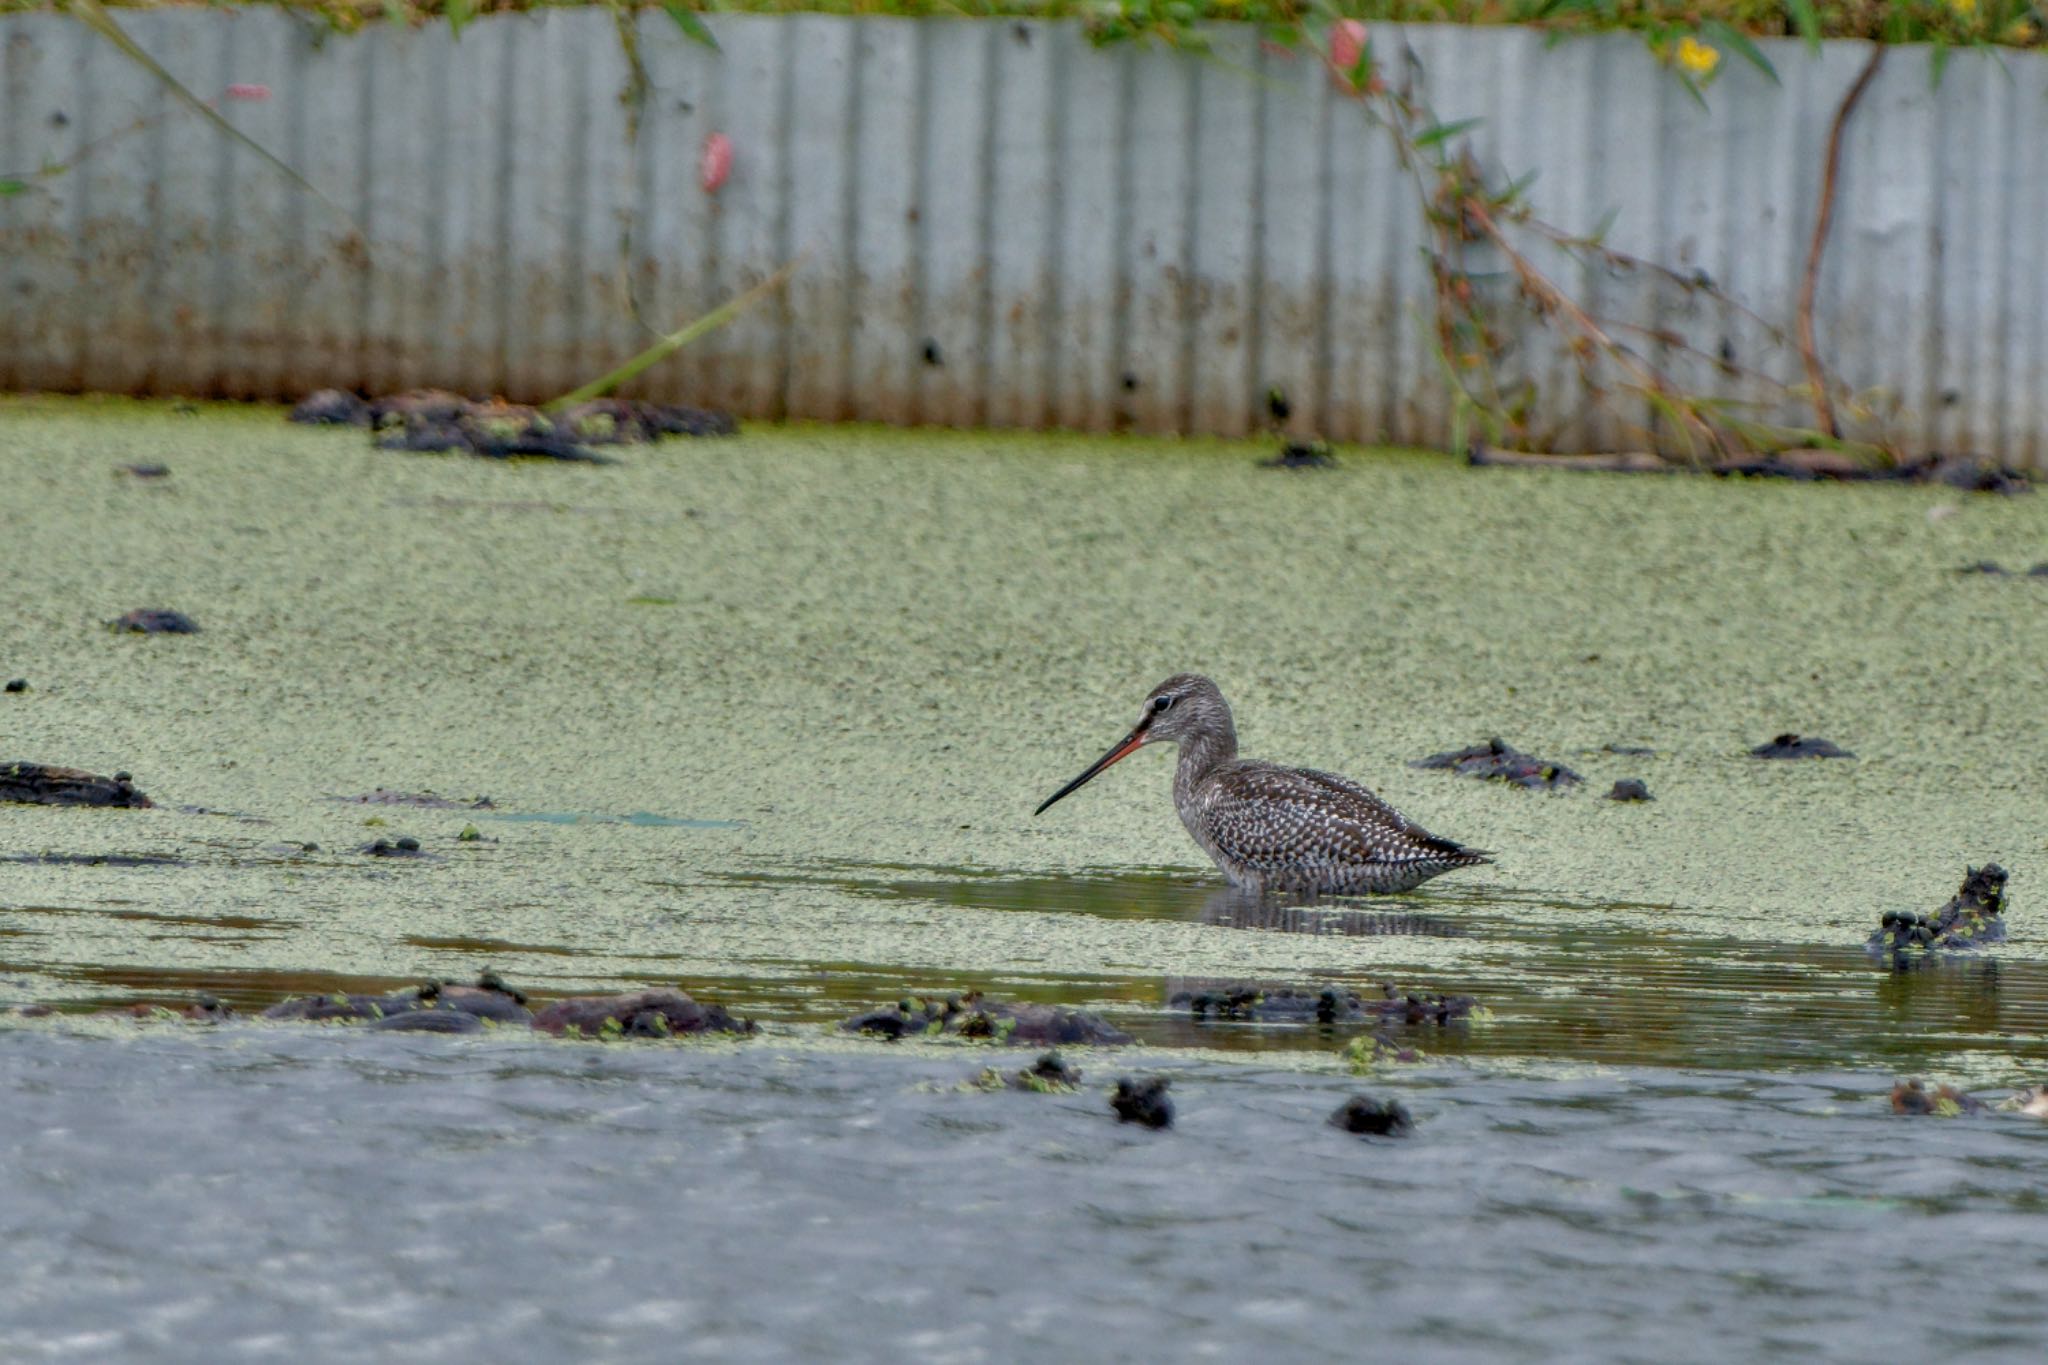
[1172,725,1238,801]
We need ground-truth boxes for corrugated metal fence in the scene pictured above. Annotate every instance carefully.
[2,11,2043,464]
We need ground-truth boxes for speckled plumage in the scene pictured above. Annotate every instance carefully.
[1036,674,1490,895]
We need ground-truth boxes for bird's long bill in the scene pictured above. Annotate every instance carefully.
[1034,728,1148,816]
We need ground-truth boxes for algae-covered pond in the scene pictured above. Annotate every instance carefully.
[5,397,2048,1358]
[4,397,2045,1066]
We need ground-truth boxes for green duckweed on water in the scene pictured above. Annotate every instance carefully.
[1,396,2045,1071]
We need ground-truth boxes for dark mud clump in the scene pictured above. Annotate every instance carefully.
[1958,561,2048,577]
[977,1051,1084,1093]
[1260,439,1336,470]
[1750,733,1854,759]
[1171,983,1477,1029]
[292,389,736,462]
[263,991,430,1023]
[1470,443,2033,493]
[2,852,185,867]
[1867,864,2008,968]
[264,972,534,1026]
[1606,778,1654,801]
[100,997,235,1025]
[330,789,495,810]
[1330,1094,1414,1137]
[1891,1079,1989,1117]
[841,993,1132,1046]
[0,762,153,808]
[109,609,199,634]
[1111,1076,1174,1129]
[289,389,372,425]
[1412,737,1581,790]
[532,988,755,1039]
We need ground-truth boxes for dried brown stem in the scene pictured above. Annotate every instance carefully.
[1800,45,1886,439]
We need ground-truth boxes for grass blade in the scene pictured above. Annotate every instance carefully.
[1413,116,1482,149]
[662,1,721,51]
[544,256,804,410]
[68,0,353,226]
[1703,20,1778,84]
[1786,0,1822,53]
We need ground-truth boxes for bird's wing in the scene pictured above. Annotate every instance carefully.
[1199,764,1471,873]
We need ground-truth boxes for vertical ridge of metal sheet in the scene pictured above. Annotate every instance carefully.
[1916,49,1948,453]
[849,17,916,425]
[1107,42,1134,430]
[986,17,1057,430]
[1187,33,1257,437]
[1123,44,1193,433]
[1252,40,1324,442]
[916,21,993,428]
[1309,47,1337,440]
[783,16,856,421]
[2008,55,2046,469]
[1050,27,1119,431]
[832,16,863,418]
[1039,22,1069,427]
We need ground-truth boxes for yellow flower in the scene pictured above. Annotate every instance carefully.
[1674,35,1720,78]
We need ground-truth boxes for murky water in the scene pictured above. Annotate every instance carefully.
[4,1029,2048,1361]
[3,397,2048,1354]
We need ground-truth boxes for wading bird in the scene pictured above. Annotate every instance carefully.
[1034,674,1490,895]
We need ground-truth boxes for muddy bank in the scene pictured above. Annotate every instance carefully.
[0,762,151,808]
[841,993,1131,1046]
[1470,443,2034,494]
[1868,864,2009,968]
[291,390,736,462]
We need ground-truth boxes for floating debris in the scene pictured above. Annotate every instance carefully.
[1470,442,2033,493]
[1750,733,1854,759]
[1171,983,1477,1028]
[0,762,152,808]
[1329,1094,1413,1137]
[1110,1076,1174,1129]
[841,992,1131,1046]
[264,973,533,1026]
[330,790,496,810]
[109,609,199,634]
[1606,779,1654,802]
[1412,737,1581,790]
[1891,1080,1988,1117]
[1959,561,2048,576]
[976,1051,1084,1093]
[532,988,754,1039]
[291,388,735,462]
[1867,864,2008,967]
[1259,439,1336,470]
[2010,1086,2048,1119]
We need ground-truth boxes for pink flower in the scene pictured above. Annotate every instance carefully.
[224,83,272,102]
[699,132,732,194]
[1325,20,1382,96]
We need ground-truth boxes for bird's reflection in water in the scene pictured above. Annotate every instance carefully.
[1198,886,1466,937]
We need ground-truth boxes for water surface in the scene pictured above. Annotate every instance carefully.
[3,398,2047,1355]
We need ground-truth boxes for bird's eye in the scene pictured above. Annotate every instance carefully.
[1152,695,1175,713]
